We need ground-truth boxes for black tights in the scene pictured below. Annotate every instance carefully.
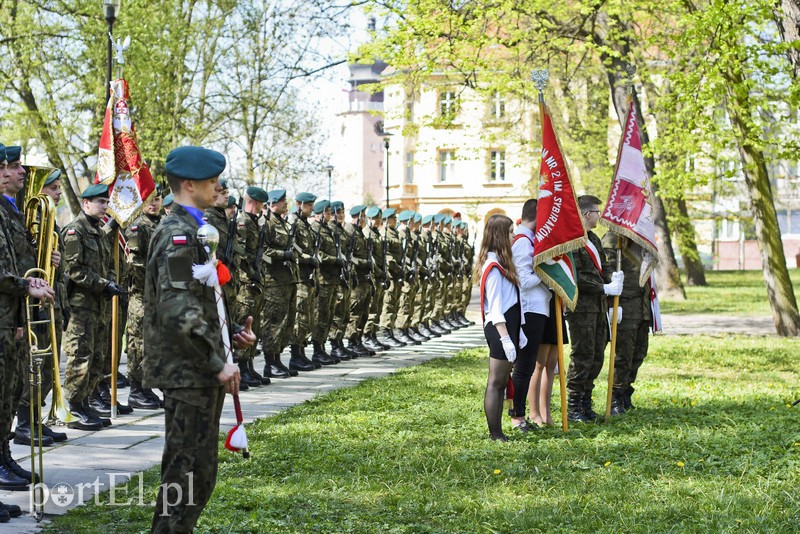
[485,358,513,441]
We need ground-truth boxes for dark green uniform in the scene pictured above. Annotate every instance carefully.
[260,212,299,359]
[379,224,402,331]
[345,221,370,340]
[291,213,316,349]
[234,211,262,364]
[365,223,385,337]
[329,219,352,343]
[311,219,338,346]
[396,224,419,331]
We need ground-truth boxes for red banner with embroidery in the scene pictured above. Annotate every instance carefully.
[94,79,156,226]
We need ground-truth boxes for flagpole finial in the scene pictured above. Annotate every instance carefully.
[531,69,549,92]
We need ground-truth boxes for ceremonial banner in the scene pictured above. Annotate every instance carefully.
[533,105,586,311]
[600,100,658,286]
[95,79,156,226]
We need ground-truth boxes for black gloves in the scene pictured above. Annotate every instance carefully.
[335,257,345,267]
[283,250,295,261]
[104,281,128,298]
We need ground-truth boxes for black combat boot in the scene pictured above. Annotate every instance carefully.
[317,340,339,364]
[610,388,627,416]
[347,336,370,357]
[327,339,346,363]
[41,420,68,443]
[143,386,166,408]
[433,319,451,334]
[0,447,27,491]
[370,331,392,350]
[98,381,134,415]
[237,360,262,388]
[582,392,598,421]
[355,336,376,356]
[274,354,298,377]
[362,333,384,352]
[128,381,161,410]
[624,386,636,411]
[394,328,417,345]
[289,345,315,372]
[420,322,440,338]
[457,313,471,327]
[406,327,427,343]
[0,500,20,518]
[298,344,320,369]
[410,326,430,342]
[3,439,38,484]
[67,398,103,431]
[88,388,112,417]
[13,408,54,447]
[567,394,592,423]
[264,353,290,378]
[116,372,130,389]
[247,359,272,384]
[378,328,402,348]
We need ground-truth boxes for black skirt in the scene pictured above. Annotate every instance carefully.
[484,303,522,361]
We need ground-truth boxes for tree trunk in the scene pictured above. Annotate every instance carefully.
[669,198,707,286]
[776,0,800,78]
[725,70,800,336]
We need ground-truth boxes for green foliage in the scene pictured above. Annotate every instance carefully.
[47,336,800,533]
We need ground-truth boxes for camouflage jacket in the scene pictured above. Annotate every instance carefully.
[366,225,384,281]
[62,212,115,311]
[293,214,316,286]
[414,230,428,279]
[236,211,261,286]
[332,220,351,286]
[602,231,652,322]
[435,230,452,275]
[262,211,298,286]
[344,222,369,281]
[384,225,402,279]
[0,196,36,276]
[568,230,613,315]
[311,219,338,282]
[397,225,415,281]
[0,213,27,329]
[124,213,160,293]
[142,203,228,389]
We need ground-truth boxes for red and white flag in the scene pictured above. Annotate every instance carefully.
[600,100,658,286]
[95,79,156,226]
[532,104,587,311]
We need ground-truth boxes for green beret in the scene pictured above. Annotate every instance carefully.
[422,214,434,224]
[365,206,381,218]
[5,146,21,163]
[81,183,109,199]
[0,143,5,162]
[296,192,316,204]
[246,186,269,203]
[165,146,226,180]
[331,201,344,213]
[268,189,286,203]
[219,178,228,189]
[43,169,62,186]
[227,195,237,208]
[163,193,174,207]
[313,200,330,214]
[350,204,367,217]
[433,214,445,223]
[397,209,415,222]
[383,208,397,218]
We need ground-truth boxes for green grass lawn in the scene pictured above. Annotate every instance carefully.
[660,268,800,315]
[46,335,800,533]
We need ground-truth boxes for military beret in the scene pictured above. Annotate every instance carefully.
[163,193,174,207]
[383,208,397,218]
[246,186,268,203]
[413,212,422,223]
[422,214,434,224]
[331,201,344,213]
[365,206,381,218]
[165,146,226,180]
[80,183,109,199]
[0,143,5,162]
[444,216,452,225]
[227,195,237,208]
[313,200,330,214]
[268,189,286,203]
[5,146,21,163]
[296,191,317,204]
[219,178,228,189]
[43,169,62,186]
[397,209,415,222]
[350,204,367,217]
[433,214,445,223]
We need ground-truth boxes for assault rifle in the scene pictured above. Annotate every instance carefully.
[381,221,390,289]
[407,230,420,281]
[333,222,349,289]
[252,216,266,284]
[221,196,243,267]
[399,227,409,281]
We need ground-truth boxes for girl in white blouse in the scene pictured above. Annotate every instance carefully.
[476,214,526,442]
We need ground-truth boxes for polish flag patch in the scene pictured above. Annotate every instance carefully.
[66,229,76,235]
[172,235,188,245]
[130,226,138,232]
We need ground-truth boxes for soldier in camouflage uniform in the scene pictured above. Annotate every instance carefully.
[288,192,318,372]
[415,215,438,338]
[378,209,407,346]
[344,205,373,357]
[124,187,163,410]
[143,146,253,533]
[430,215,452,334]
[603,230,651,415]
[362,208,389,352]
[396,211,426,343]
[233,186,269,388]
[327,202,353,362]
[459,222,475,325]
[261,189,300,378]
[309,200,337,366]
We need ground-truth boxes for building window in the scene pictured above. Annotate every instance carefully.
[405,152,414,184]
[490,92,505,119]
[439,150,455,183]
[405,98,414,122]
[489,150,506,181]
[778,209,789,234]
[440,90,457,120]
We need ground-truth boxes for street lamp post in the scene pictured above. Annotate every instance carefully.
[383,135,391,208]
[104,0,121,98]
[325,165,334,201]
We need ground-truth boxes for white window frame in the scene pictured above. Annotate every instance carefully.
[439,150,455,183]
[489,150,506,181]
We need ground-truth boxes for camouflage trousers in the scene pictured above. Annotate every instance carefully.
[432,275,449,320]
[447,274,461,314]
[613,320,650,389]
[125,291,146,384]
[18,308,63,410]
[396,279,419,329]
[365,283,385,335]
[104,296,127,379]
[151,386,225,534]
[329,284,351,340]
[235,283,264,363]
[414,279,429,325]
[291,282,315,347]
[0,329,21,435]
[380,279,402,330]
[261,284,297,355]
[346,281,371,338]
[424,277,439,323]
[461,277,472,314]
[63,307,108,402]
[312,281,337,344]
[566,311,609,396]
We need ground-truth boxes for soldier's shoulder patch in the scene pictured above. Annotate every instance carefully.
[130,225,139,232]
[202,216,209,222]
[172,235,188,245]
[238,221,246,227]
[66,228,76,236]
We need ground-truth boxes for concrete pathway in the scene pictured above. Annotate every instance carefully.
[0,320,488,532]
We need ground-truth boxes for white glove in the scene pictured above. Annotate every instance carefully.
[603,278,622,296]
[611,270,624,284]
[500,335,517,363]
[607,307,622,325]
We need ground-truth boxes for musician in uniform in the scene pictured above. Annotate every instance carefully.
[142,145,253,533]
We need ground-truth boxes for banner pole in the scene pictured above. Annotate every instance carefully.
[605,236,623,418]
[111,227,119,419]
[555,295,568,432]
